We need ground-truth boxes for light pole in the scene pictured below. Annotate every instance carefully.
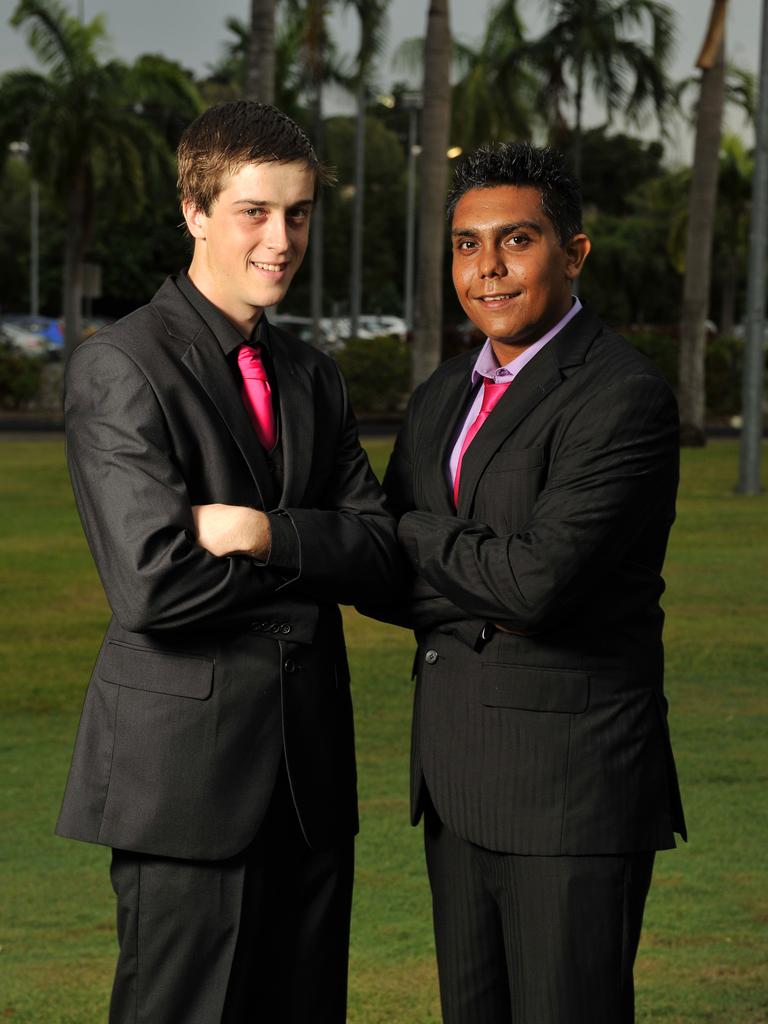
[737,0,768,494]
[30,180,39,317]
[10,141,39,318]
[401,91,422,332]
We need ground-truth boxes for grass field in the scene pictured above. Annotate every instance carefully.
[1,436,766,1022]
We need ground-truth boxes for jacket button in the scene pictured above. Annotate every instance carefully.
[269,622,281,633]
[280,623,292,634]
[283,659,296,674]
[425,649,439,665]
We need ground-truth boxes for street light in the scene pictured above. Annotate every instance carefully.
[401,91,422,333]
[9,141,39,318]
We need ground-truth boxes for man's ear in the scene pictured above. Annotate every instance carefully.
[182,199,207,240]
[564,233,591,280]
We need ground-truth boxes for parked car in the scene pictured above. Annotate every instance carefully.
[0,319,49,355]
[270,314,340,351]
[0,315,64,354]
[325,315,408,343]
[370,315,407,339]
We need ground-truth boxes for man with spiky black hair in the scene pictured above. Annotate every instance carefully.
[378,141,686,1023]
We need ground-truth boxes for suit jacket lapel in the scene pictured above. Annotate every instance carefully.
[149,278,278,509]
[456,306,603,517]
[420,355,476,515]
[181,333,277,509]
[268,325,315,507]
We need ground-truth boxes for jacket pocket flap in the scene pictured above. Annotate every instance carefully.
[480,664,588,713]
[100,641,213,700]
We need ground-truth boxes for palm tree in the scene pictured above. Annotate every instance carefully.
[203,13,304,117]
[667,133,752,339]
[246,0,276,103]
[677,0,727,446]
[344,0,388,338]
[0,0,200,361]
[450,0,536,150]
[203,17,253,104]
[528,0,676,177]
[412,0,452,388]
[394,0,535,152]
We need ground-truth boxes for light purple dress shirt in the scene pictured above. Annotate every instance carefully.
[448,298,583,487]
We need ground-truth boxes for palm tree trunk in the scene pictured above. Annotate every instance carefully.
[573,56,585,180]
[246,0,276,104]
[63,171,87,363]
[720,253,737,336]
[678,2,727,446]
[350,79,366,338]
[412,0,452,389]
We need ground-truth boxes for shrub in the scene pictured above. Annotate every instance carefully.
[333,336,410,415]
[0,348,45,410]
[625,329,746,418]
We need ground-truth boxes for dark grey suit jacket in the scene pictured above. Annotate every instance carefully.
[381,305,686,856]
[57,276,401,861]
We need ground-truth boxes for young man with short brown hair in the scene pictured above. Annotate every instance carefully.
[58,100,401,1024]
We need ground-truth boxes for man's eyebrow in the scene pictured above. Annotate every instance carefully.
[451,220,543,237]
[231,198,314,208]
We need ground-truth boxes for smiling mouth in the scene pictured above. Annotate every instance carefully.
[476,293,519,304]
[250,260,288,273]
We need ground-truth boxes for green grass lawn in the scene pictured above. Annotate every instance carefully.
[1,436,766,1022]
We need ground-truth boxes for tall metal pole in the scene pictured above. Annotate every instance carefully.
[349,79,366,339]
[30,179,39,317]
[403,97,420,331]
[737,0,768,494]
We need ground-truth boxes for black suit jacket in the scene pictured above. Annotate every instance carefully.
[381,305,686,856]
[56,276,401,861]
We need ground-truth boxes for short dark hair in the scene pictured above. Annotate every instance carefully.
[446,142,582,246]
[177,100,334,214]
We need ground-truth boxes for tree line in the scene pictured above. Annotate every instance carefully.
[0,0,760,443]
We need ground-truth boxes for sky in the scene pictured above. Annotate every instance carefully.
[0,0,761,161]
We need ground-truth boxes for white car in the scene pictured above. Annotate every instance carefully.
[0,320,48,355]
[328,315,408,342]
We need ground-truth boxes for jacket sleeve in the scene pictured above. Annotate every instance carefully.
[397,373,679,632]
[280,361,405,607]
[65,339,302,634]
[357,381,486,644]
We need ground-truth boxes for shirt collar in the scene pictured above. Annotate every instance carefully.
[175,269,269,358]
[471,296,582,384]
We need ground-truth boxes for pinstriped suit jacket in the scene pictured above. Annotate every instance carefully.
[56,276,402,861]
[382,305,686,856]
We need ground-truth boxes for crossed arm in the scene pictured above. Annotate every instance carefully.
[379,373,679,638]
[66,340,402,634]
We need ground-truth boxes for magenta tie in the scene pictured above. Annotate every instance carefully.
[237,344,276,451]
[453,377,512,505]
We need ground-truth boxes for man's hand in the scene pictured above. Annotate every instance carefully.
[192,504,271,560]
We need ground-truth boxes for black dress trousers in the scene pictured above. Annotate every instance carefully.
[424,800,654,1024]
[108,764,354,1024]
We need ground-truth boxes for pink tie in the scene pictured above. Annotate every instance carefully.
[453,377,512,505]
[237,344,276,451]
